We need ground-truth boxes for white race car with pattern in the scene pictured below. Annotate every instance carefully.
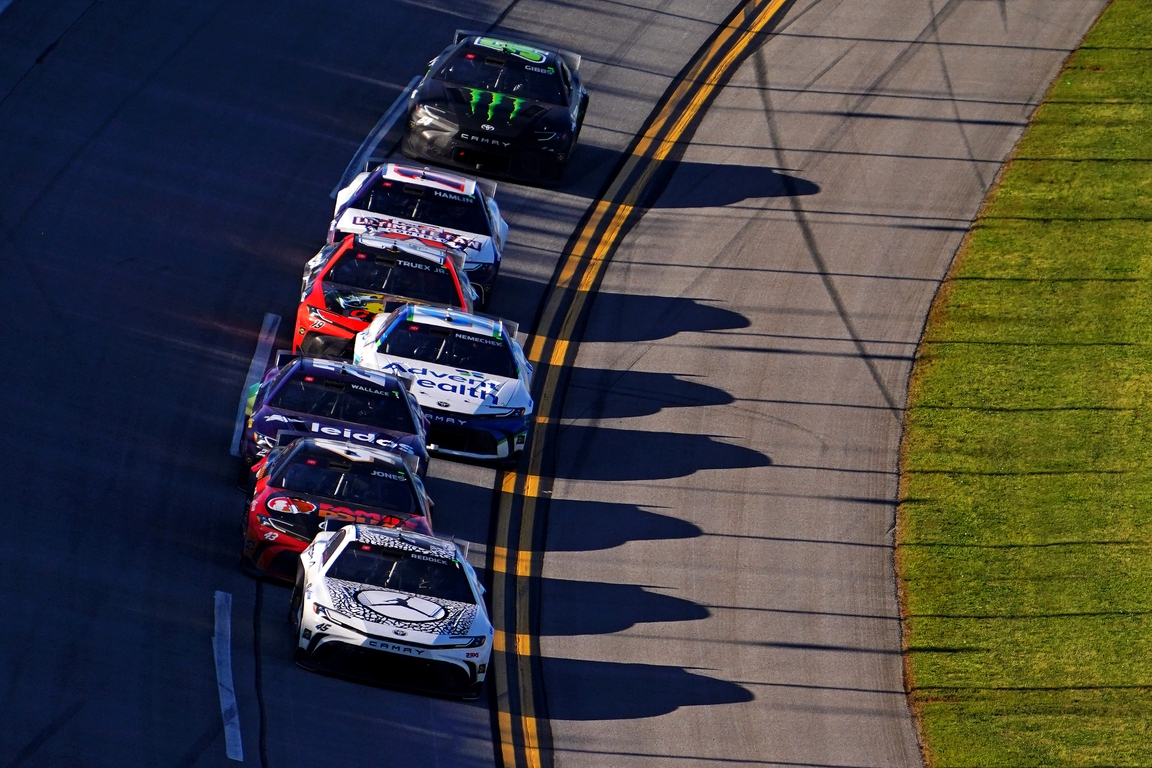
[290,525,492,698]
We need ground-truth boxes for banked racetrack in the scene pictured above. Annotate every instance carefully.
[0,0,1108,767]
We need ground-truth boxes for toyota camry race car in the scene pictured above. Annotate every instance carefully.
[401,32,588,186]
[353,304,533,463]
[241,438,433,582]
[291,525,492,698]
[330,163,508,306]
[240,357,430,477]
[294,233,475,359]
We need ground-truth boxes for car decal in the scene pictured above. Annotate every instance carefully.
[474,37,548,63]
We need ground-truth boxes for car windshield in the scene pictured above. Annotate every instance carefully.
[380,322,517,378]
[327,543,475,604]
[436,46,565,105]
[326,250,462,308]
[351,181,489,235]
[272,454,417,513]
[268,372,417,433]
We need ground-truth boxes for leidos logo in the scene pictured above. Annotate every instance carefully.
[309,422,399,449]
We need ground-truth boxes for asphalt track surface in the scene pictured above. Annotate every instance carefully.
[0,1,1106,768]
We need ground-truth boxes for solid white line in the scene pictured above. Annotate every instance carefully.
[213,591,244,762]
[229,313,281,457]
[330,75,421,198]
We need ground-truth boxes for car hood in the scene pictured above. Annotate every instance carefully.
[423,79,562,139]
[251,408,425,457]
[320,285,425,321]
[332,210,496,265]
[367,357,528,414]
[323,578,481,637]
[256,491,429,540]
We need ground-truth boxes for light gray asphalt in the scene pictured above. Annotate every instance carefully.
[0,0,1108,765]
[541,0,1108,765]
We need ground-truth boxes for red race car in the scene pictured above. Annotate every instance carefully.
[240,437,433,582]
[294,233,475,359]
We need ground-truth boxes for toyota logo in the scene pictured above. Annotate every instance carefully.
[480,123,495,131]
[393,629,407,637]
[437,401,450,408]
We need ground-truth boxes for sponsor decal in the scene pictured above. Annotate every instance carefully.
[380,362,503,403]
[461,88,526,122]
[263,414,303,425]
[357,590,447,622]
[316,623,331,632]
[459,133,512,148]
[303,629,312,640]
[244,539,255,550]
[317,502,411,528]
[478,663,487,674]
[393,629,407,637]
[308,422,413,453]
[480,123,494,131]
[347,215,481,251]
[524,64,554,75]
[371,470,405,481]
[474,37,548,63]
[366,639,427,655]
[267,497,317,515]
[263,531,279,541]
[466,652,480,658]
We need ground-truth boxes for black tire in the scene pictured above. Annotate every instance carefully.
[289,566,305,632]
[236,460,253,491]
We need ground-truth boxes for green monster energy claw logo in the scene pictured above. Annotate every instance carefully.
[464,89,525,123]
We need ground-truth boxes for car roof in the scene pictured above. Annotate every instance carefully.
[461,35,560,65]
[351,525,462,561]
[397,304,505,339]
[294,438,411,468]
[349,233,457,267]
[294,358,406,389]
[380,163,479,198]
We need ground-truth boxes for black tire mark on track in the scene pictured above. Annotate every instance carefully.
[2,702,84,768]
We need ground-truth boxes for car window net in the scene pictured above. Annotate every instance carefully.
[328,545,475,604]
[353,182,489,235]
[275,459,417,514]
[325,253,461,308]
[269,376,417,434]
[380,323,517,379]
[436,50,565,105]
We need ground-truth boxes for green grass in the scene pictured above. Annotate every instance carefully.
[897,1,1152,764]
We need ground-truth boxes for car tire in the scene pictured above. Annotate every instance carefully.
[289,567,305,632]
[236,461,253,491]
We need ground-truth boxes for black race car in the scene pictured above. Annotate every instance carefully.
[401,32,588,186]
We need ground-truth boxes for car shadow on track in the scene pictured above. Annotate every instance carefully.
[540,657,754,720]
[550,423,771,482]
[540,578,708,636]
[564,367,735,420]
[562,142,820,208]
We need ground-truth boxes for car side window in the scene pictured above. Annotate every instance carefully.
[322,529,347,566]
[559,62,573,95]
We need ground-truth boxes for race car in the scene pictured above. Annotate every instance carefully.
[239,357,430,477]
[330,162,508,306]
[353,304,533,463]
[241,438,433,583]
[290,525,492,699]
[401,32,589,186]
[294,233,475,359]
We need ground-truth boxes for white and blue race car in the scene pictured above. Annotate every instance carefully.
[353,304,533,463]
[330,162,508,308]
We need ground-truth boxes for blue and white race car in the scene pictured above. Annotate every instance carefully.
[353,304,533,463]
[330,162,508,308]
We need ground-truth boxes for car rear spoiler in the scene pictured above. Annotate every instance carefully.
[453,29,581,71]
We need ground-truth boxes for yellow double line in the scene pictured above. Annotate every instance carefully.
[488,0,791,765]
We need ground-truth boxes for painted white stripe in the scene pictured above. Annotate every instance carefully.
[213,591,244,762]
[330,75,421,198]
[230,312,281,457]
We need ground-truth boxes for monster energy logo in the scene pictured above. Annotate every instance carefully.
[463,89,525,122]
[474,37,547,63]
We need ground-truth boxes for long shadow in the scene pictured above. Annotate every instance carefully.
[540,578,708,636]
[553,423,771,482]
[563,143,819,207]
[540,657,753,721]
[564,367,734,420]
[545,497,702,552]
[489,273,751,344]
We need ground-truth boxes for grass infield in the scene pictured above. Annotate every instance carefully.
[896,0,1152,764]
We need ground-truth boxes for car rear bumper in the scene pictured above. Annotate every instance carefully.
[402,130,568,186]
